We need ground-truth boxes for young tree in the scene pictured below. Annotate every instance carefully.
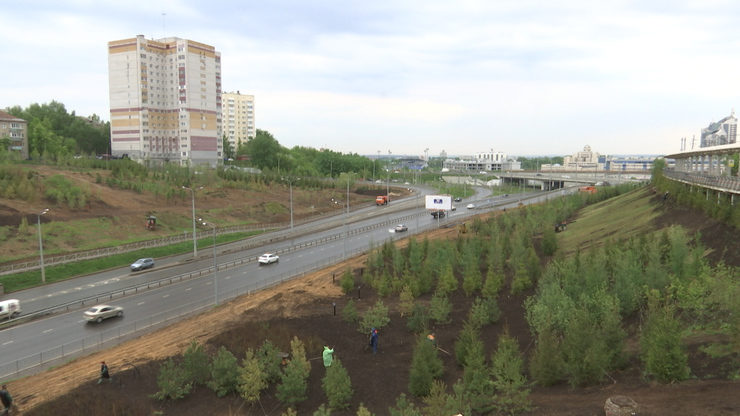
[208,346,240,397]
[407,302,430,333]
[490,331,532,415]
[640,292,690,383]
[359,300,391,334]
[342,299,359,324]
[152,358,192,400]
[340,268,355,294]
[277,337,311,407]
[398,285,415,317]
[482,263,504,299]
[356,403,375,416]
[388,393,423,416]
[429,292,452,325]
[182,340,210,386]
[528,326,565,386]
[462,339,494,414]
[313,404,332,416]
[455,320,482,367]
[238,349,266,404]
[542,227,558,256]
[256,339,283,384]
[322,358,353,410]
[436,262,458,295]
[409,335,444,396]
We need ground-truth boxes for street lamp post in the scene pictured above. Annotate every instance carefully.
[183,186,203,258]
[387,150,391,200]
[37,209,49,283]
[200,219,218,305]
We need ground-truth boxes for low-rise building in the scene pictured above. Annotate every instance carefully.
[0,110,28,159]
[443,149,519,172]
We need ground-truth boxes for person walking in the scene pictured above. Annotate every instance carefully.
[322,346,334,368]
[98,361,111,384]
[0,384,13,416]
[369,328,379,354]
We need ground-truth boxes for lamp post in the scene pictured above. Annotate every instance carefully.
[37,208,49,283]
[199,219,218,305]
[183,186,203,258]
[387,150,391,200]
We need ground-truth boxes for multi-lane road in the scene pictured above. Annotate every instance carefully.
[0,185,552,379]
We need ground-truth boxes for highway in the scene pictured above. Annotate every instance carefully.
[0,185,551,379]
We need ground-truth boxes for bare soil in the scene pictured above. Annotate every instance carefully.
[3,175,739,416]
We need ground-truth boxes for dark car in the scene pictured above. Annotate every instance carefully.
[431,211,446,218]
[130,258,154,271]
[454,197,462,202]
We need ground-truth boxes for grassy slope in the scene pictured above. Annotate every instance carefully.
[558,187,660,254]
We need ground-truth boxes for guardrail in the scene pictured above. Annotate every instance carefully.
[663,169,740,194]
[0,207,351,276]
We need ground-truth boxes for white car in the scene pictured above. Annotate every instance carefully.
[466,203,476,209]
[84,304,123,323]
[258,253,279,265]
[394,224,408,232]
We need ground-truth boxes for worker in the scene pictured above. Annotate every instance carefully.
[369,328,379,354]
[427,332,436,346]
[322,346,334,368]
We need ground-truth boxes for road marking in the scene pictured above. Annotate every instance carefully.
[185,287,192,291]
[162,294,169,298]
[43,329,53,334]
[2,341,13,346]
[224,276,231,280]
[137,301,145,306]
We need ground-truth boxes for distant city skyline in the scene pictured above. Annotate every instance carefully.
[3,1,740,157]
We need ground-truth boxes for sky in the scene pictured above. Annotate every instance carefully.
[2,1,740,158]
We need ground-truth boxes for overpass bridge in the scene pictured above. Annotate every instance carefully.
[665,143,740,204]
[498,171,650,191]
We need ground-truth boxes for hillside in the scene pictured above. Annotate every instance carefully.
[0,164,396,264]
[7,186,740,416]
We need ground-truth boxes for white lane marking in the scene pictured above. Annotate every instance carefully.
[2,341,13,346]
[224,276,231,280]
[185,287,192,291]
[43,329,53,334]
[137,302,145,306]
[162,294,170,298]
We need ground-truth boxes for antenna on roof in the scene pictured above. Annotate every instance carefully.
[162,12,167,39]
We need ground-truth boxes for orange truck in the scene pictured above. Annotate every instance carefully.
[376,195,389,205]
[579,186,597,194]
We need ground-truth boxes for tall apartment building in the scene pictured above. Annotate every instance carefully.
[222,91,255,153]
[0,110,28,159]
[108,35,222,166]
[701,111,737,148]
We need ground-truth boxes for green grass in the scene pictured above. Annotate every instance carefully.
[557,187,661,254]
[0,230,263,293]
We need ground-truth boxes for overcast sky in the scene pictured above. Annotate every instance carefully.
[2,1,740,157]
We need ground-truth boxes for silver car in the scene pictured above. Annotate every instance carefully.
[130,258,154,271]
[258,253,279,265]
[84,304,124,323]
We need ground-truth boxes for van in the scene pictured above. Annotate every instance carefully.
[0,299,21,319]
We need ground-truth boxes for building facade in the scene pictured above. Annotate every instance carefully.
[442,149,516,172]
[222,91,255,154]
[562,145,603,170]
[0,110,28,159]
[700,111,737,148]
[108,35,222,166]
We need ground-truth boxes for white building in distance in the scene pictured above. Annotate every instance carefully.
[442,149,520,172]
[108,35,222,166]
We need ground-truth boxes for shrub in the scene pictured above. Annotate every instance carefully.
[398,285,415,317]
[389,393,422,416]
[313,404,332,416]
[455,320,482,367]
[152,358,192,400]
[468,297,500,328]
[528,327,565,386]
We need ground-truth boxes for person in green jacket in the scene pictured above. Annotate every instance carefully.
[322,346,334,368]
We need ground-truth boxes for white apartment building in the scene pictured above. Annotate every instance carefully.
[108,35,222,166]
[222,91,255,153]
[443,149,516,172]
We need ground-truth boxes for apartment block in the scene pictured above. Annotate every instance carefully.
[108,35,222,166]
[221,91,255,153]
[0,110,28,159]
[701,111,737,148]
